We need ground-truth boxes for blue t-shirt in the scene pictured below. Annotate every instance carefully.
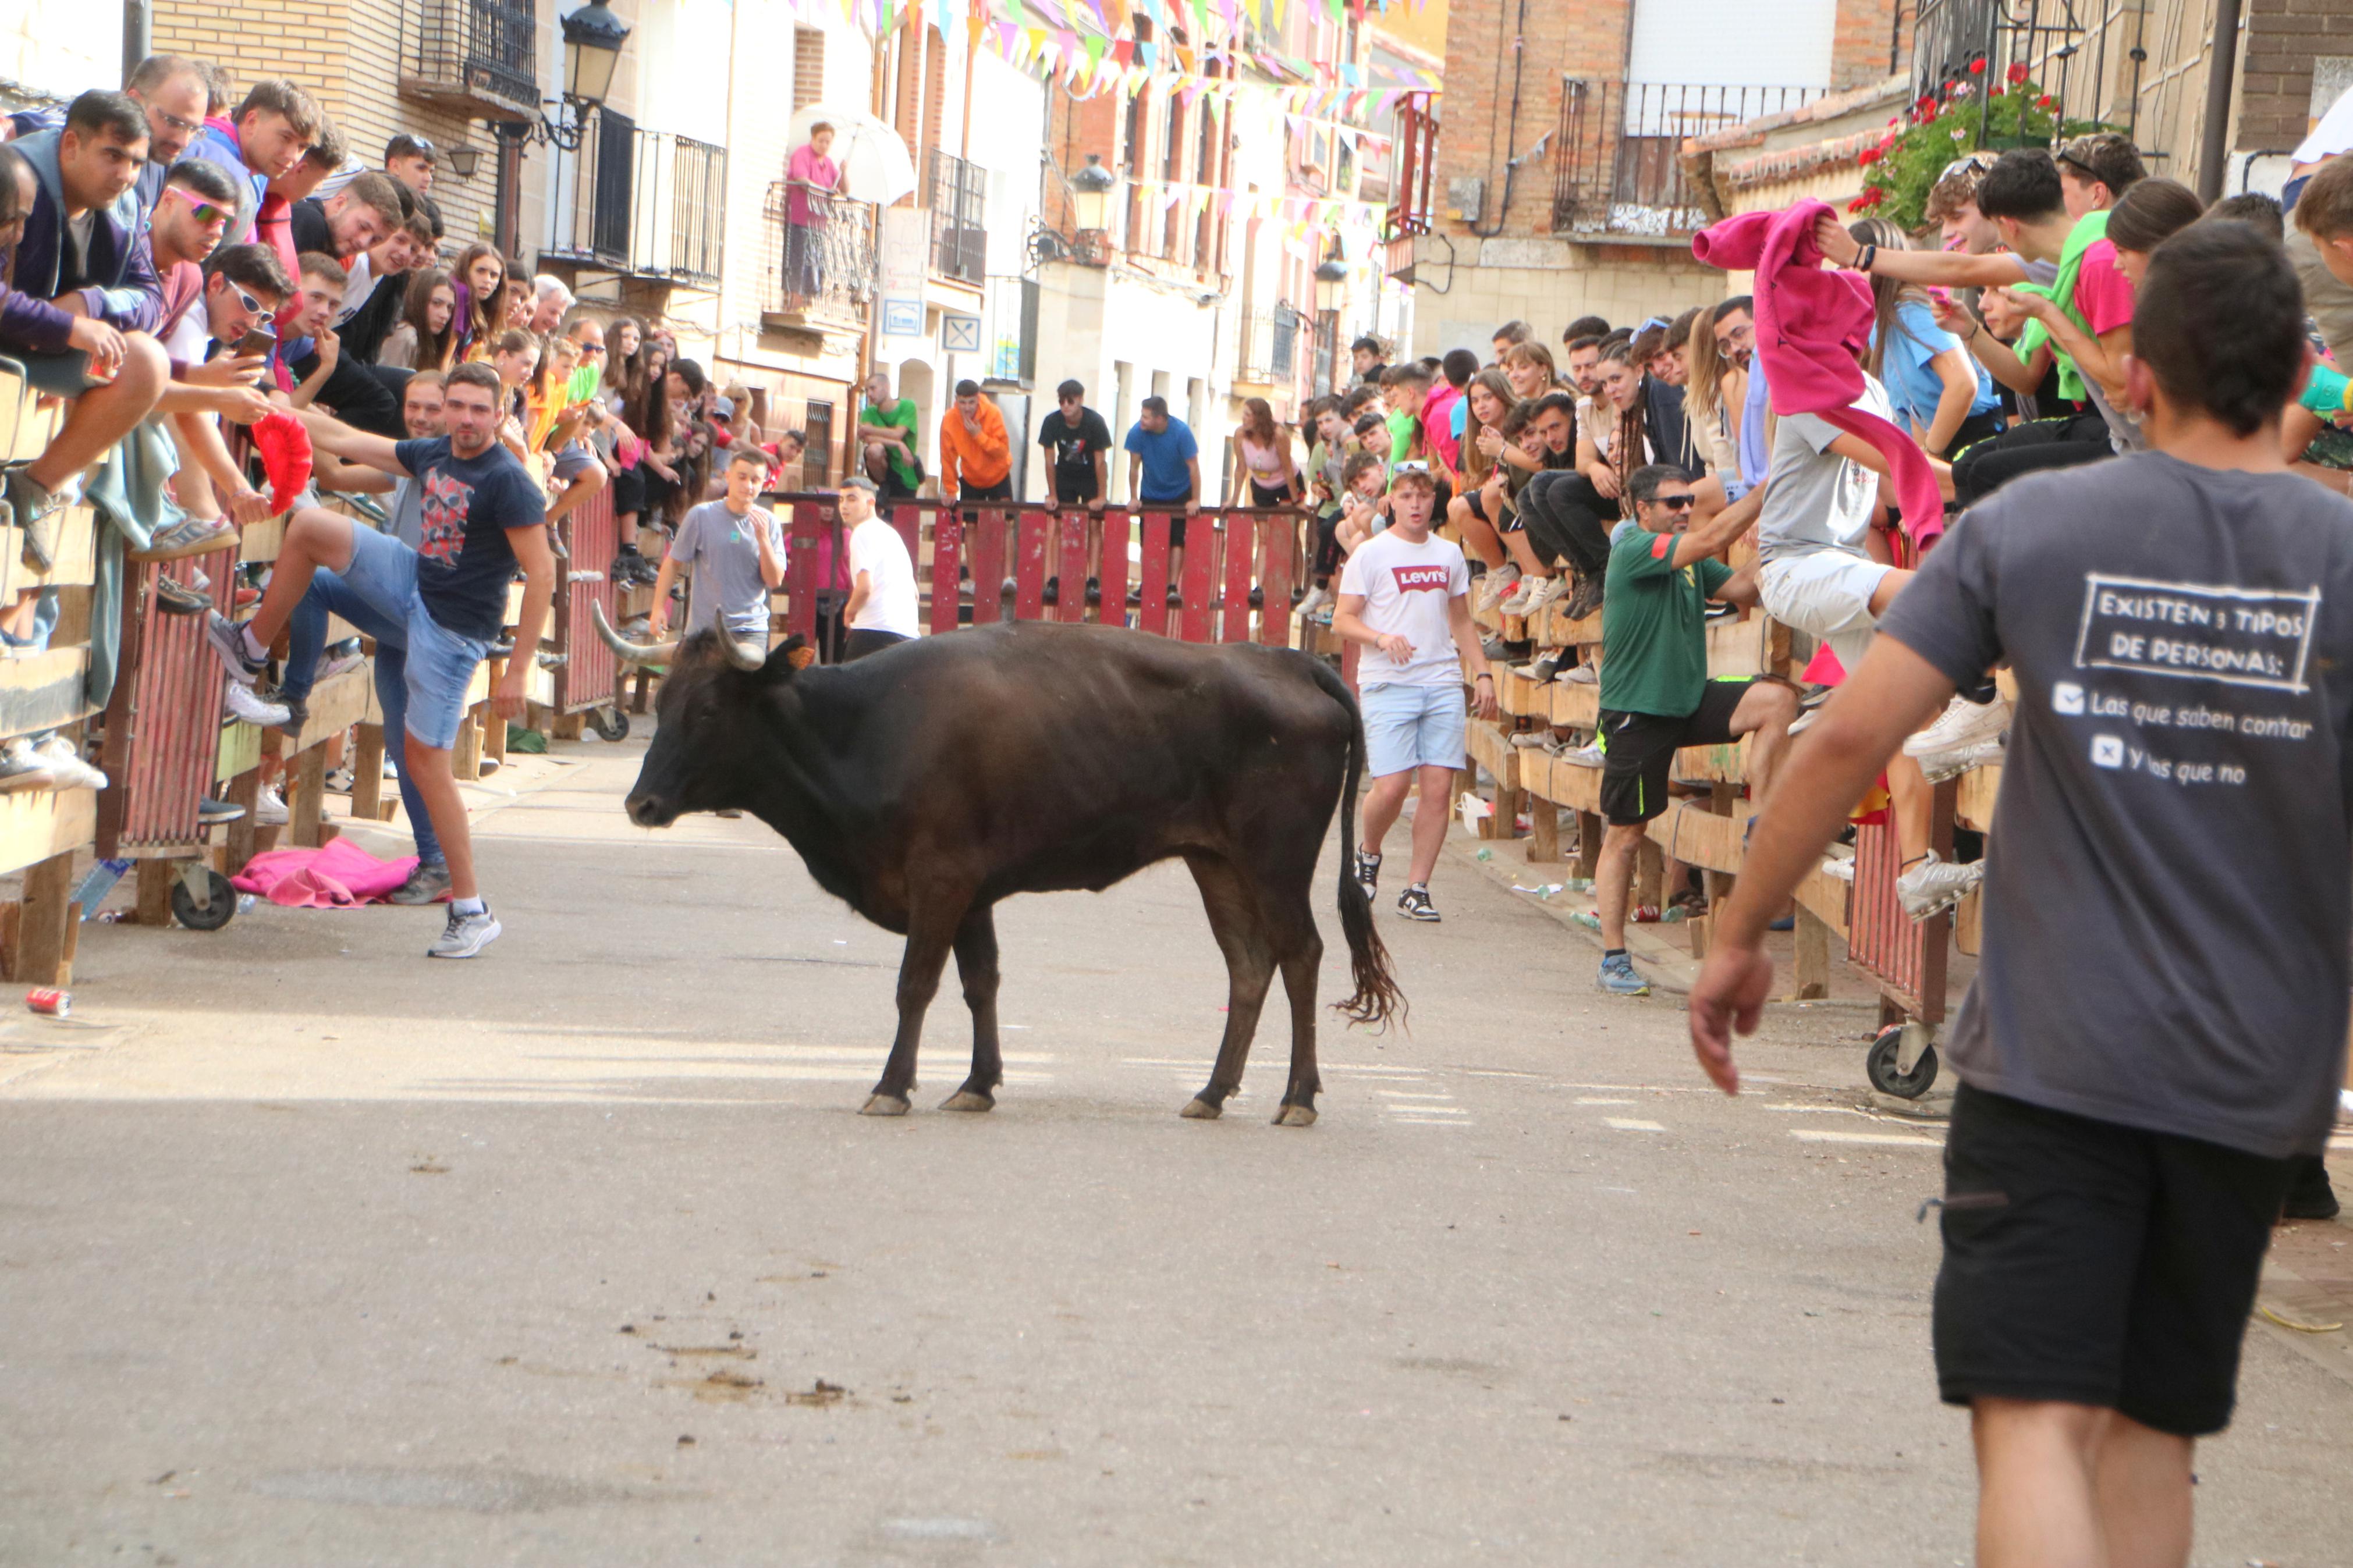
[394,437,547,641]
[1123,417,1199,503]
[1738,360,1772,492]
[1878,299,2000,438]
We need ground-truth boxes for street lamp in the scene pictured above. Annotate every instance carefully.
[445,143,484,180]
[1314,253,1349,314]
[1071,154,1117,234]
[561,0,630,106]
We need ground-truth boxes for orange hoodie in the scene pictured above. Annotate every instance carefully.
[938,396,1012,495]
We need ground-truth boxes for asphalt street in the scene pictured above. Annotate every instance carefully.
[2,732,2348,1566]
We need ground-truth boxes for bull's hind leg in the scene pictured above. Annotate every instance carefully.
[1179,853,1276,1121]
[940,905,1003,1112]
[1269,892,1326,1128]
[864,900,966,1117]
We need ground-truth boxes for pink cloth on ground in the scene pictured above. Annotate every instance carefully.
[231,839,420,908]
[1691,200,1946,552]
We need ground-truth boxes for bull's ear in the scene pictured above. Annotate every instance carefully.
[769,635,814,678]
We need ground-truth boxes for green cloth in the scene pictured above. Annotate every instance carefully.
[859,398,920,488]
[2301,361,2352,418]
[1599,526,1733,718]
[2013,210,2110,404]
[1385,408,1416,464]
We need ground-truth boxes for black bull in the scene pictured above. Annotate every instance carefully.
[618,621,1406,1124]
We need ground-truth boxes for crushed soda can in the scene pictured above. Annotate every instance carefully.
[25,988,70,1018]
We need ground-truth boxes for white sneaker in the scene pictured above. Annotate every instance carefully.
[1904,695,2010,759]
[1559,741,1607,767]
[1296,585,1330,621]
[1475,566,1522,613]
[1520,574,1567,614]
[1787,708,1821,735]
[428,904,503,959]
[1916,738,2005,785]
[1820,853,1855,884]
[1557,662,1598,685]
[1896,849,1982,920]
[254,783,290,827]
[223,680,290,728]
[1495,578,1536,617]
[33,736,107,791]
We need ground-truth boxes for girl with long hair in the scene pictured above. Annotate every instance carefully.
[1683,307,1740,482]
[1227,396,1301,506]
[1445,369,1521,575]
[1850,216,2004,458]
[378,268,457,371]
[449,243,504,352]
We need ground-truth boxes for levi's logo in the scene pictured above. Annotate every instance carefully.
[1391,564,1450,593]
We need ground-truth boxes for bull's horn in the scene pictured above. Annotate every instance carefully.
[721,635,770,672]
[591,600,677,666]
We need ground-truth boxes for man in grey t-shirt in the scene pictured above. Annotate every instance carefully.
[1691,223,2345,1567]
[654,446,785,646]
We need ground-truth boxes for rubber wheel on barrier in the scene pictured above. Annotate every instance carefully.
[171,869,238,933]
[588,706,630,742]
[1866,1026,1939,1098]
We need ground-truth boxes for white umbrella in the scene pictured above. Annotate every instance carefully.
[787,105,918,208]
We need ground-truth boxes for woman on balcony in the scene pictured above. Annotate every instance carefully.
[782,124,841,313]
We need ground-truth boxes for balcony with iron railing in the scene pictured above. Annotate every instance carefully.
[1551,80,1827,238]
[927,148,988,287]
[398,0,540,122]
[1234,304,1300,388]
[544,105,727,288]
[1910,0,2143,150]
[760,182,876,333]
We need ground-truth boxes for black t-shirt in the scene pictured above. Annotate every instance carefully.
[291,197,333,258]
[395,436,546,641]
[1038,407,1111,478]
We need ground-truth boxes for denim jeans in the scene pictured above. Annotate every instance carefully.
[284,564,443,869]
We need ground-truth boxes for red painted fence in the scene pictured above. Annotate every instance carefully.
[552,484,620,718]
[94,549,239,856]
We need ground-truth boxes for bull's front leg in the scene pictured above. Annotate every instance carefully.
[939,904,1002,1112]
[863,900,966,1117]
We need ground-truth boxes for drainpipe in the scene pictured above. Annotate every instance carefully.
[2196,0,2243,202]
[123,0,151,78]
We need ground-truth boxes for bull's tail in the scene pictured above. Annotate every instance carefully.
[1309,660,1405,1031]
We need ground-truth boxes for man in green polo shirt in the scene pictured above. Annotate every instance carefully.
[1592,465,1793,995]
[856,368,922,499]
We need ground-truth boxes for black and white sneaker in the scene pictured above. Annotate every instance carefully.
[428,904,502,958]
[1354,849,1381,901]
[389,861,452,906]
[1396,884,1441,922]
[205,611,269,685]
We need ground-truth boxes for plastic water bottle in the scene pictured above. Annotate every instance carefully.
[72,858,133,920]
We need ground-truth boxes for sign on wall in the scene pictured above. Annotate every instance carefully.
[879,207,929,341]
[941,313,982,353]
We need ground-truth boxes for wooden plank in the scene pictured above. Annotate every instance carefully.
[288,745,328,849]
[1706,613,1769,677]
[1793,867,1850,942]
[0,646,95,741]
[1791,905,1832,999]
[1497,666,1548,719]
[1955,887,1982,956]
[1255,515,1293,648]
[1536,604,1604,649]
[1135,514,1172,635]
[928,514,963,637]
[1013,509,1049,621]
[239,514,287,564]
[1671,734,1752,785]
[0,504,101,595]
[1528,800,1561,862]
[1055,511,1089,624]
[1219,517,1253,643]
[135,858,175,926]
[1549,681,1599,730]
[1644,798,1744,876]
[1178,518,1218,643]
[277,660,372,755]
[1955,760,2001,833]
[1464,718,1520,792]
[0,787,98,880]
[15,850,74,986]
[352,724,386,820]
[1098,510,1129,628]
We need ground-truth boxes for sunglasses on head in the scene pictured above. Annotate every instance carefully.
[389,135,436,159]
[1391,460,1430,475]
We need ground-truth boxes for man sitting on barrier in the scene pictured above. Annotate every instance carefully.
[1589,465,1793,997]
[1334,461,1498,924]
[285,369,450,903]
[651,446,783,654]
[0,104,169,569]
[208,360,554,957]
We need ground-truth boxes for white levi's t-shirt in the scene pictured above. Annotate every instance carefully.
[1340,529,1471,688]
[847,516,921,637]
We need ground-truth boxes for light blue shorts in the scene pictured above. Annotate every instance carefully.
[340,523,489,752]
[1361,680,1467,778]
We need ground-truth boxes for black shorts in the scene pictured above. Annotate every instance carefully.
[611,465,647,519]
[1052,469,1099,504]
[1598,680,1752,825]
[1932,1083,2298,1437]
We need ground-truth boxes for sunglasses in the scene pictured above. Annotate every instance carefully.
[389,136,437,159]
[1391,460,1430,475]
[1652,494,1697,510]
[1939,152,1993,183]
[228,280,267,317]
[164,187,230,226]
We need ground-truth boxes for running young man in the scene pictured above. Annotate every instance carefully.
[1333,462,1498,922]
[1691,222,2351,1568]
[1591,467,1792,995]
[652,446,784,651]
[209,361,555,957]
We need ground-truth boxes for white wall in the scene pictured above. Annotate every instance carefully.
[635,0,736,146]
[1,0,119,103]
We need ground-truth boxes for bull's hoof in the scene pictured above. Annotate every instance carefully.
[1272,1103,1319,1128]
[860,1093,911,1117]
[1180,1096,1223,1121]
[939,1089,995,1112]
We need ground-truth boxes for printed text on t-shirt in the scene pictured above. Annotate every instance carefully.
[1391,564,1451,593]
[2071,574,2319,693]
